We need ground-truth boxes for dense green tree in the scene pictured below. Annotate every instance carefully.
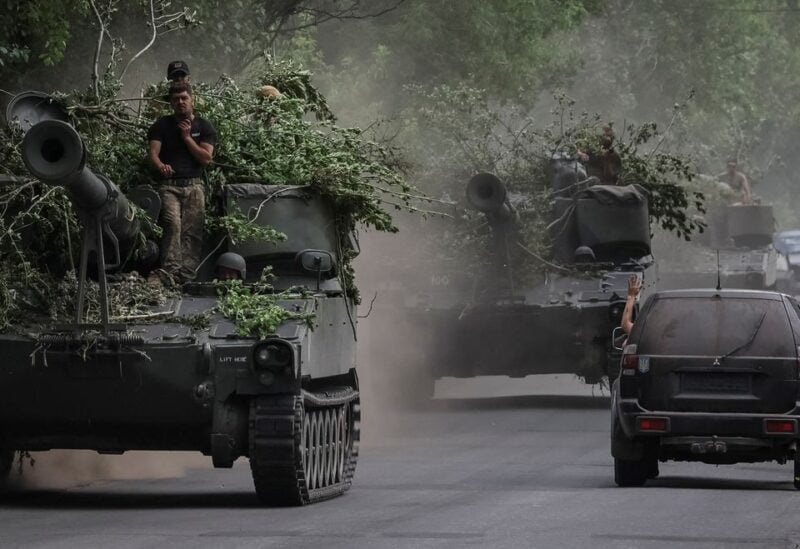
[0,0,88,70]
[562,0,800,224]
[311,0,601,119]
[0,0,405,94]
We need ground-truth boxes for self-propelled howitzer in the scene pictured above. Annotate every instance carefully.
[373,161,653,399]
[0,95,360,505]
[657,204,779,292]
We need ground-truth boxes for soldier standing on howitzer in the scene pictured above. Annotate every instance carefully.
[167,60,191,83]
[717,158,753,205]
[577,125,622,185]
[147,80,217,284]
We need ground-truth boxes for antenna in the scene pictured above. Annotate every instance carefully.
[715,249,722,291]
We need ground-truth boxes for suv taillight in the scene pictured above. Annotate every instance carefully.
[621,343,638,374]
[765,419,797,434]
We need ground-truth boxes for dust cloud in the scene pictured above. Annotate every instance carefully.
[6,451,209,490]
[352,220,606,446]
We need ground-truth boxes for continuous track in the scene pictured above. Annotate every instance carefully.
[248,387,360,506]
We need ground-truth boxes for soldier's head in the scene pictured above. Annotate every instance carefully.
[216,252,247,281]
[257,85,282,99]
[168,81,194,118]
[574,245,596,264]
[167,60,190,83]
[601,125,615,150]
[727,158,738,175]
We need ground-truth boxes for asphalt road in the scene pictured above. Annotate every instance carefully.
[1,380,799,549]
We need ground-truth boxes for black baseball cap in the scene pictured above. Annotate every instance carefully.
[167,60,190,80]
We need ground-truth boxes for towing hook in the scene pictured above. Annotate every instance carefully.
[193,381,215,401]
[690,443,706,455]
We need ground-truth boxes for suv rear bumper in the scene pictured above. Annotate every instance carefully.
[615,398,800,461]
[618,399,800,438]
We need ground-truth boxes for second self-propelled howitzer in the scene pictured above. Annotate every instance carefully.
[391,160,653,394]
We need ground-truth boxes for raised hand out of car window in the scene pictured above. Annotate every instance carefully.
[622,275,641,336]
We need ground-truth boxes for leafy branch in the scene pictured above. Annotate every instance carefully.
[215,273,314,338]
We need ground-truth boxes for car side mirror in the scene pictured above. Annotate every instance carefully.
[612,326,625,351]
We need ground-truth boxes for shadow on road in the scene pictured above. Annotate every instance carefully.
[644,475,793,491]
[428,394,611,411]
[0,488,262,510]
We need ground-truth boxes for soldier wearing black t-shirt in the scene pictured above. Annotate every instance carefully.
[147,81,217,282]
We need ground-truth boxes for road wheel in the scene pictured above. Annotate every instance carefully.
[249,389,359,506]
[614,456,650,487]
[794,452,800,490]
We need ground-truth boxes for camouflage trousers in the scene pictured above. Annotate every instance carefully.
[158,181,205,281]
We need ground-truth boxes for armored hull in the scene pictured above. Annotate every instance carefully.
[0,292,360,504]
[389,268,644,385]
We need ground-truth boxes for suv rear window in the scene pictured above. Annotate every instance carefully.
[637,296,795,357]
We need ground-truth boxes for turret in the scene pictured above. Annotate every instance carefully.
[466,166,651,272]
[548,153,652,265]
[222,183,351,292]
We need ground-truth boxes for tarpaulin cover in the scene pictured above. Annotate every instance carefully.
[575,184,648,207]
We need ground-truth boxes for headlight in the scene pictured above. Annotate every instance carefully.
[252,342,293,372]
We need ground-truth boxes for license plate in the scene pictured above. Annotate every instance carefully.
[680,373,751,393]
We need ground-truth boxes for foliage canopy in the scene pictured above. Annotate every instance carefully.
[0,56,417,331]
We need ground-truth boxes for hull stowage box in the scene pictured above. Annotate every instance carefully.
[726,205,773,248]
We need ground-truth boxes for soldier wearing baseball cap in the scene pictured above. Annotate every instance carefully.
[167,60,190,82]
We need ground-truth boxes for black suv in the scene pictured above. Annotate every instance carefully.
[611,289,800,487]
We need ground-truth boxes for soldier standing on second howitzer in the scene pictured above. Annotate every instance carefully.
[147,81,217,284]
[577,125,622,185]
[717,159,752,205]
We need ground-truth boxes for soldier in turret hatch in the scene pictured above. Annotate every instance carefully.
[147,81,217,283]
[215,252,246,281]
[717,159,752,205]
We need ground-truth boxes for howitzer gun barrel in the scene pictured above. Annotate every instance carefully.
[21,120,139,244]
[465,172,516,294]
[466,172,514,225]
